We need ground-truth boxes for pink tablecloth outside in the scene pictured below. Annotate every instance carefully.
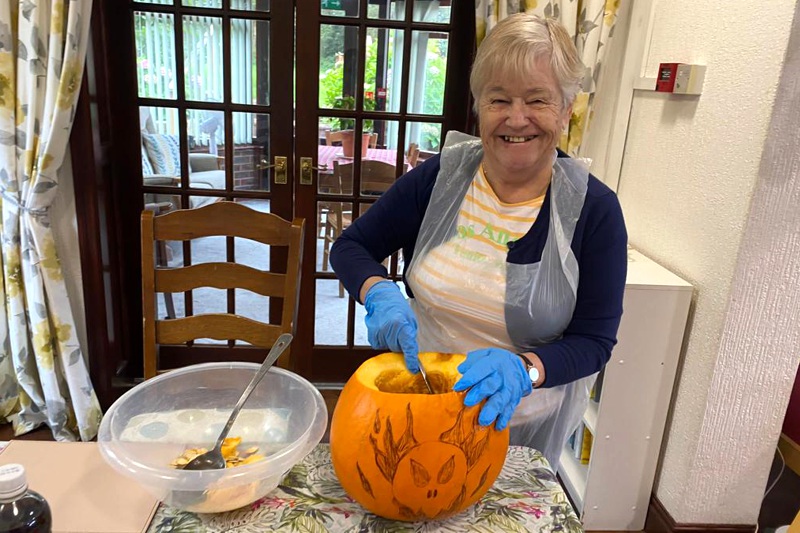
[317,145,411,172]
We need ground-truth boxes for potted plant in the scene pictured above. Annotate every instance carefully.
[333,95,375,158]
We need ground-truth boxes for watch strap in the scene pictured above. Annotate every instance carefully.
[517,352,540,386]
[517,352,534,367]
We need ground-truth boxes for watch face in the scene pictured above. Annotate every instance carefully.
[528,366,540,383]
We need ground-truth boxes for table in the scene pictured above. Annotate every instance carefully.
[147,444,582,532]
[318,145,412,173]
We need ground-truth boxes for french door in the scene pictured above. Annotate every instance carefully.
[294,0,473,380]
[79,0,473,404]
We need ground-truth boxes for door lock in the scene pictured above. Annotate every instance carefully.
[258,156,288,184]
[299,157,328,186]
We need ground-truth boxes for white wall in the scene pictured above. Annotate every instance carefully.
[616,0,800,524]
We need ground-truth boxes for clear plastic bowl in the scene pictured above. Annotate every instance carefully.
[98,362,327,513]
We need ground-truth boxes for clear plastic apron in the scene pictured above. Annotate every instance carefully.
[406,131,595,469]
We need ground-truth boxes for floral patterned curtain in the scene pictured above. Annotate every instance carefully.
[0,0,101,441]
[475,0,622,156]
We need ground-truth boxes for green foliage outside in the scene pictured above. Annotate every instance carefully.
[318,27,447,151]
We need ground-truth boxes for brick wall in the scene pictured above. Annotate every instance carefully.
[191,144,268,191]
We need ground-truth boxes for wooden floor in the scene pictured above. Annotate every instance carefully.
[0,423,55,442]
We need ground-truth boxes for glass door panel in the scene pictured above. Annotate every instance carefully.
[365,27,403,113]
[140,105,182,191]
[231,18,270,105]
[231,0,271,12]
[406,30,449,115]
[295,0,463,381]
[183,0,222,8]
[406,120,443,163]
[183,15,224,102]
[233,112,271,192]
[319,24,360,109]
[321,0,361,18]
[185,108,226,193]
[367,0,404,20]
[413,0,451,23]
[135,12,178,100]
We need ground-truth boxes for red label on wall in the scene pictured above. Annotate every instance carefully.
[656,63,680,93]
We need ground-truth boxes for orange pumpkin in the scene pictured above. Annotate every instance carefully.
[330,352,510,521]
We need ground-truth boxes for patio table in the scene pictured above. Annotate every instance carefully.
[147,444,582,532]
[318,145,412,173]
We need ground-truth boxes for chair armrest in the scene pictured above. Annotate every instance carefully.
[189,153,223,172]
[143,174,179,186]
[144,201,174,214]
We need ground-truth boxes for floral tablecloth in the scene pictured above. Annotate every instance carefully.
[147,444,581,532]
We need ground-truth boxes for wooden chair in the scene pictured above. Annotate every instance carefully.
[406,143,420,167]
[144,201,176,319]
[417,149,437,166]
[321,201,352,297]
[319,161,396,297]
[325,130,344,146]
[321,162,354,298]
[141,201,305,379]
[360,160,397,195]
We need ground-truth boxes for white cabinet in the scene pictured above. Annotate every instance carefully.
[558,248,693,530]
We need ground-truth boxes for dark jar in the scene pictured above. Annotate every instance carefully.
[0,464,52,533]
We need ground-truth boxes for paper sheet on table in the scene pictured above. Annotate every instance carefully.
[0,441,159,533]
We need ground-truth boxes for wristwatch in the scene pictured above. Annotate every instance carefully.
[517,353,540,387]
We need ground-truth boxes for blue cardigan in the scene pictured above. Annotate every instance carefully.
[330,152,628,388]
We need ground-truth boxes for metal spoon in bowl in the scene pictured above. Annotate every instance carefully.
[183,333,293,471]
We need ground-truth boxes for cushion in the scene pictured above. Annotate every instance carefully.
[141,145,154,176]
[142,133,181,176]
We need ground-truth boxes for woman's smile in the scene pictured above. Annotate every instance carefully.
[500,135,538,143]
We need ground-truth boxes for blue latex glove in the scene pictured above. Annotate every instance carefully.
[364,280,420,373]
[453,348,533,430]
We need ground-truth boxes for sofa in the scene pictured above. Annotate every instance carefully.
[139,109,226,209]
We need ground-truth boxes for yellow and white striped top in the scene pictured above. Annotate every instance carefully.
[408,166,545,352]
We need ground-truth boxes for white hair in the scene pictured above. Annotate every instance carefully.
[470,13,584,111]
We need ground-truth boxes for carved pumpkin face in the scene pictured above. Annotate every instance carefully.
[330,352,510,521]
[393,442,468,518]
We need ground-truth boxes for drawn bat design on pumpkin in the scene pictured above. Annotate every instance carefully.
[359,403,494,520]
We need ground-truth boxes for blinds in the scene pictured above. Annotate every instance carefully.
[135,10,253,145]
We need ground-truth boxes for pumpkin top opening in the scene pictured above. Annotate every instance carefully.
[356,352,465,395]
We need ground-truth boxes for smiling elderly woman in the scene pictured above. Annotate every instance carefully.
[330,13,628,468]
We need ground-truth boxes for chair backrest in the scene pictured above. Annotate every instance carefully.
[417,149,437,166]
[330,161,350,195]
[333,160,397,196]
[406,143,420,167]
[325,130,344,146]
[141,201,305,379]
[361,160,397,195]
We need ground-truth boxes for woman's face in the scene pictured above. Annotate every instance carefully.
[478,56,571,182]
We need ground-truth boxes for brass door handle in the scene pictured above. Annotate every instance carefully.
[257,156,288,184]
[300,157,328,186]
